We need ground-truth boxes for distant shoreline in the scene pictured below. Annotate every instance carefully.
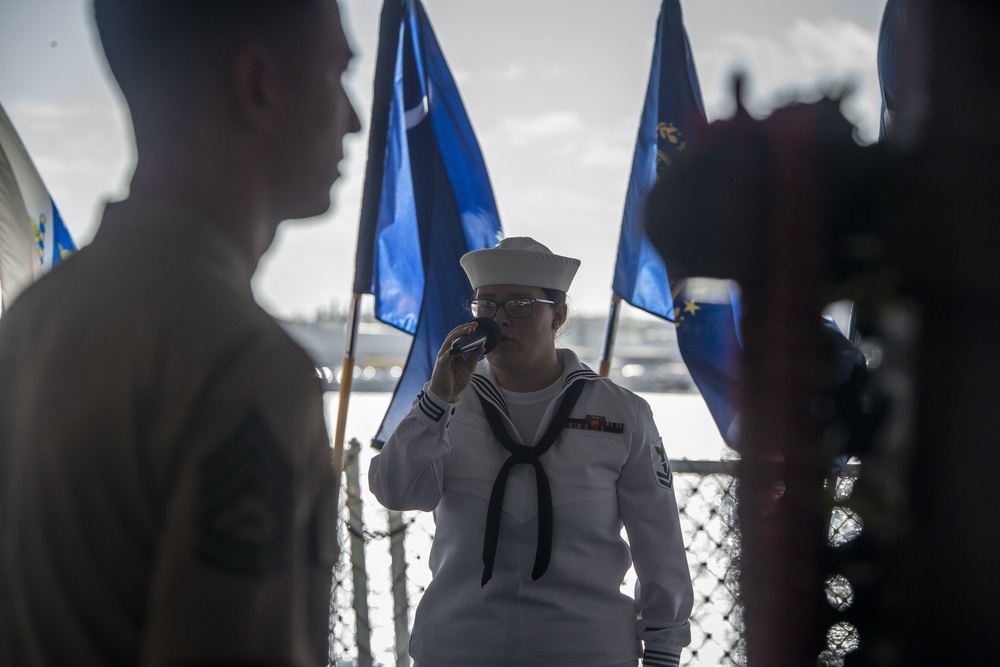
[282,311,696,395]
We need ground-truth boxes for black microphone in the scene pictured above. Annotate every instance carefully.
[449,317,501,356]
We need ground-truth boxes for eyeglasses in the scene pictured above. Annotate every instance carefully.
[469,298,556,319]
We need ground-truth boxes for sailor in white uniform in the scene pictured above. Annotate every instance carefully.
[370,237,694,667]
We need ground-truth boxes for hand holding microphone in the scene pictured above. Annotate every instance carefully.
[449,316,501,356]
[431,317,501,403]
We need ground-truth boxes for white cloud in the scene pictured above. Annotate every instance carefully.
[7,99,131,244]
[451,63,526,88]
[482,114,635,189]
[493,111,587,149]
[789,19,878,72]
[576,124,637,171]
[697,18,881,142]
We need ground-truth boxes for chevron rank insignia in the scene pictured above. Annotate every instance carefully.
[649,439,673,489]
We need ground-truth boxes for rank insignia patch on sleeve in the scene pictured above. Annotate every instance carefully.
[196,411,293,574]
[649,439,673,489]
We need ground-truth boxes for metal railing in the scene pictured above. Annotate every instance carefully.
[331,440,862,667]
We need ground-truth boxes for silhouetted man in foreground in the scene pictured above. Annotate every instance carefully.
[0,1,360,664]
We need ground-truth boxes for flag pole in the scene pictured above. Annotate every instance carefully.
[333,292,362,478]
[598,293,623,377]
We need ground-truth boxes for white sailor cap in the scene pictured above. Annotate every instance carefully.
[460,237,580,291]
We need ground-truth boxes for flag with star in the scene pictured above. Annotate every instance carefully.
[352,0,502,448]
[611,0,704,319]
[0,100,77,313]
[672,278,742,445]
[610,0,742,446]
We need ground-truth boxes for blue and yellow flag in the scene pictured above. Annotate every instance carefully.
[612,0,705,320]
[612,0,742,446]
[353,0,502,447]
[671,278,742,445]
[0,101,77,312]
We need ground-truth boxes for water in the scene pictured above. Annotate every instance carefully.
[326,390,731,461]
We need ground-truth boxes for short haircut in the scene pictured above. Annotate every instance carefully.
[93,0,321,102]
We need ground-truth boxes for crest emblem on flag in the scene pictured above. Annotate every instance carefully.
[655,121,688,174]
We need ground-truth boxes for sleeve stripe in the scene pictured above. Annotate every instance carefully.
[642,646,682,667]
[416,390,445,422]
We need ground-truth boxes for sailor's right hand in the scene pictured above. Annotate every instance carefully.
[429,321,484,403]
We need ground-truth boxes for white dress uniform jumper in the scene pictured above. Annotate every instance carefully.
[370,350,693,667]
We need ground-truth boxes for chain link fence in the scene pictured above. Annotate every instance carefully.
[330,440,862,667]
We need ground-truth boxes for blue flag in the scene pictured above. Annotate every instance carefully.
[671,279,742,446]
[612,0,742,446]
[612,0,705,320]
[353,0,502,448]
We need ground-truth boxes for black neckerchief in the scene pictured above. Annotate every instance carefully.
[475,379,585,587]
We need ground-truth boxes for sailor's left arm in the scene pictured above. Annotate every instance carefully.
[617,398,694,665]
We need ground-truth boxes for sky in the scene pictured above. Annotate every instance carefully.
[0,0,888,320]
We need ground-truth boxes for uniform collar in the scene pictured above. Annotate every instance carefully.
[470,348,602,418]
